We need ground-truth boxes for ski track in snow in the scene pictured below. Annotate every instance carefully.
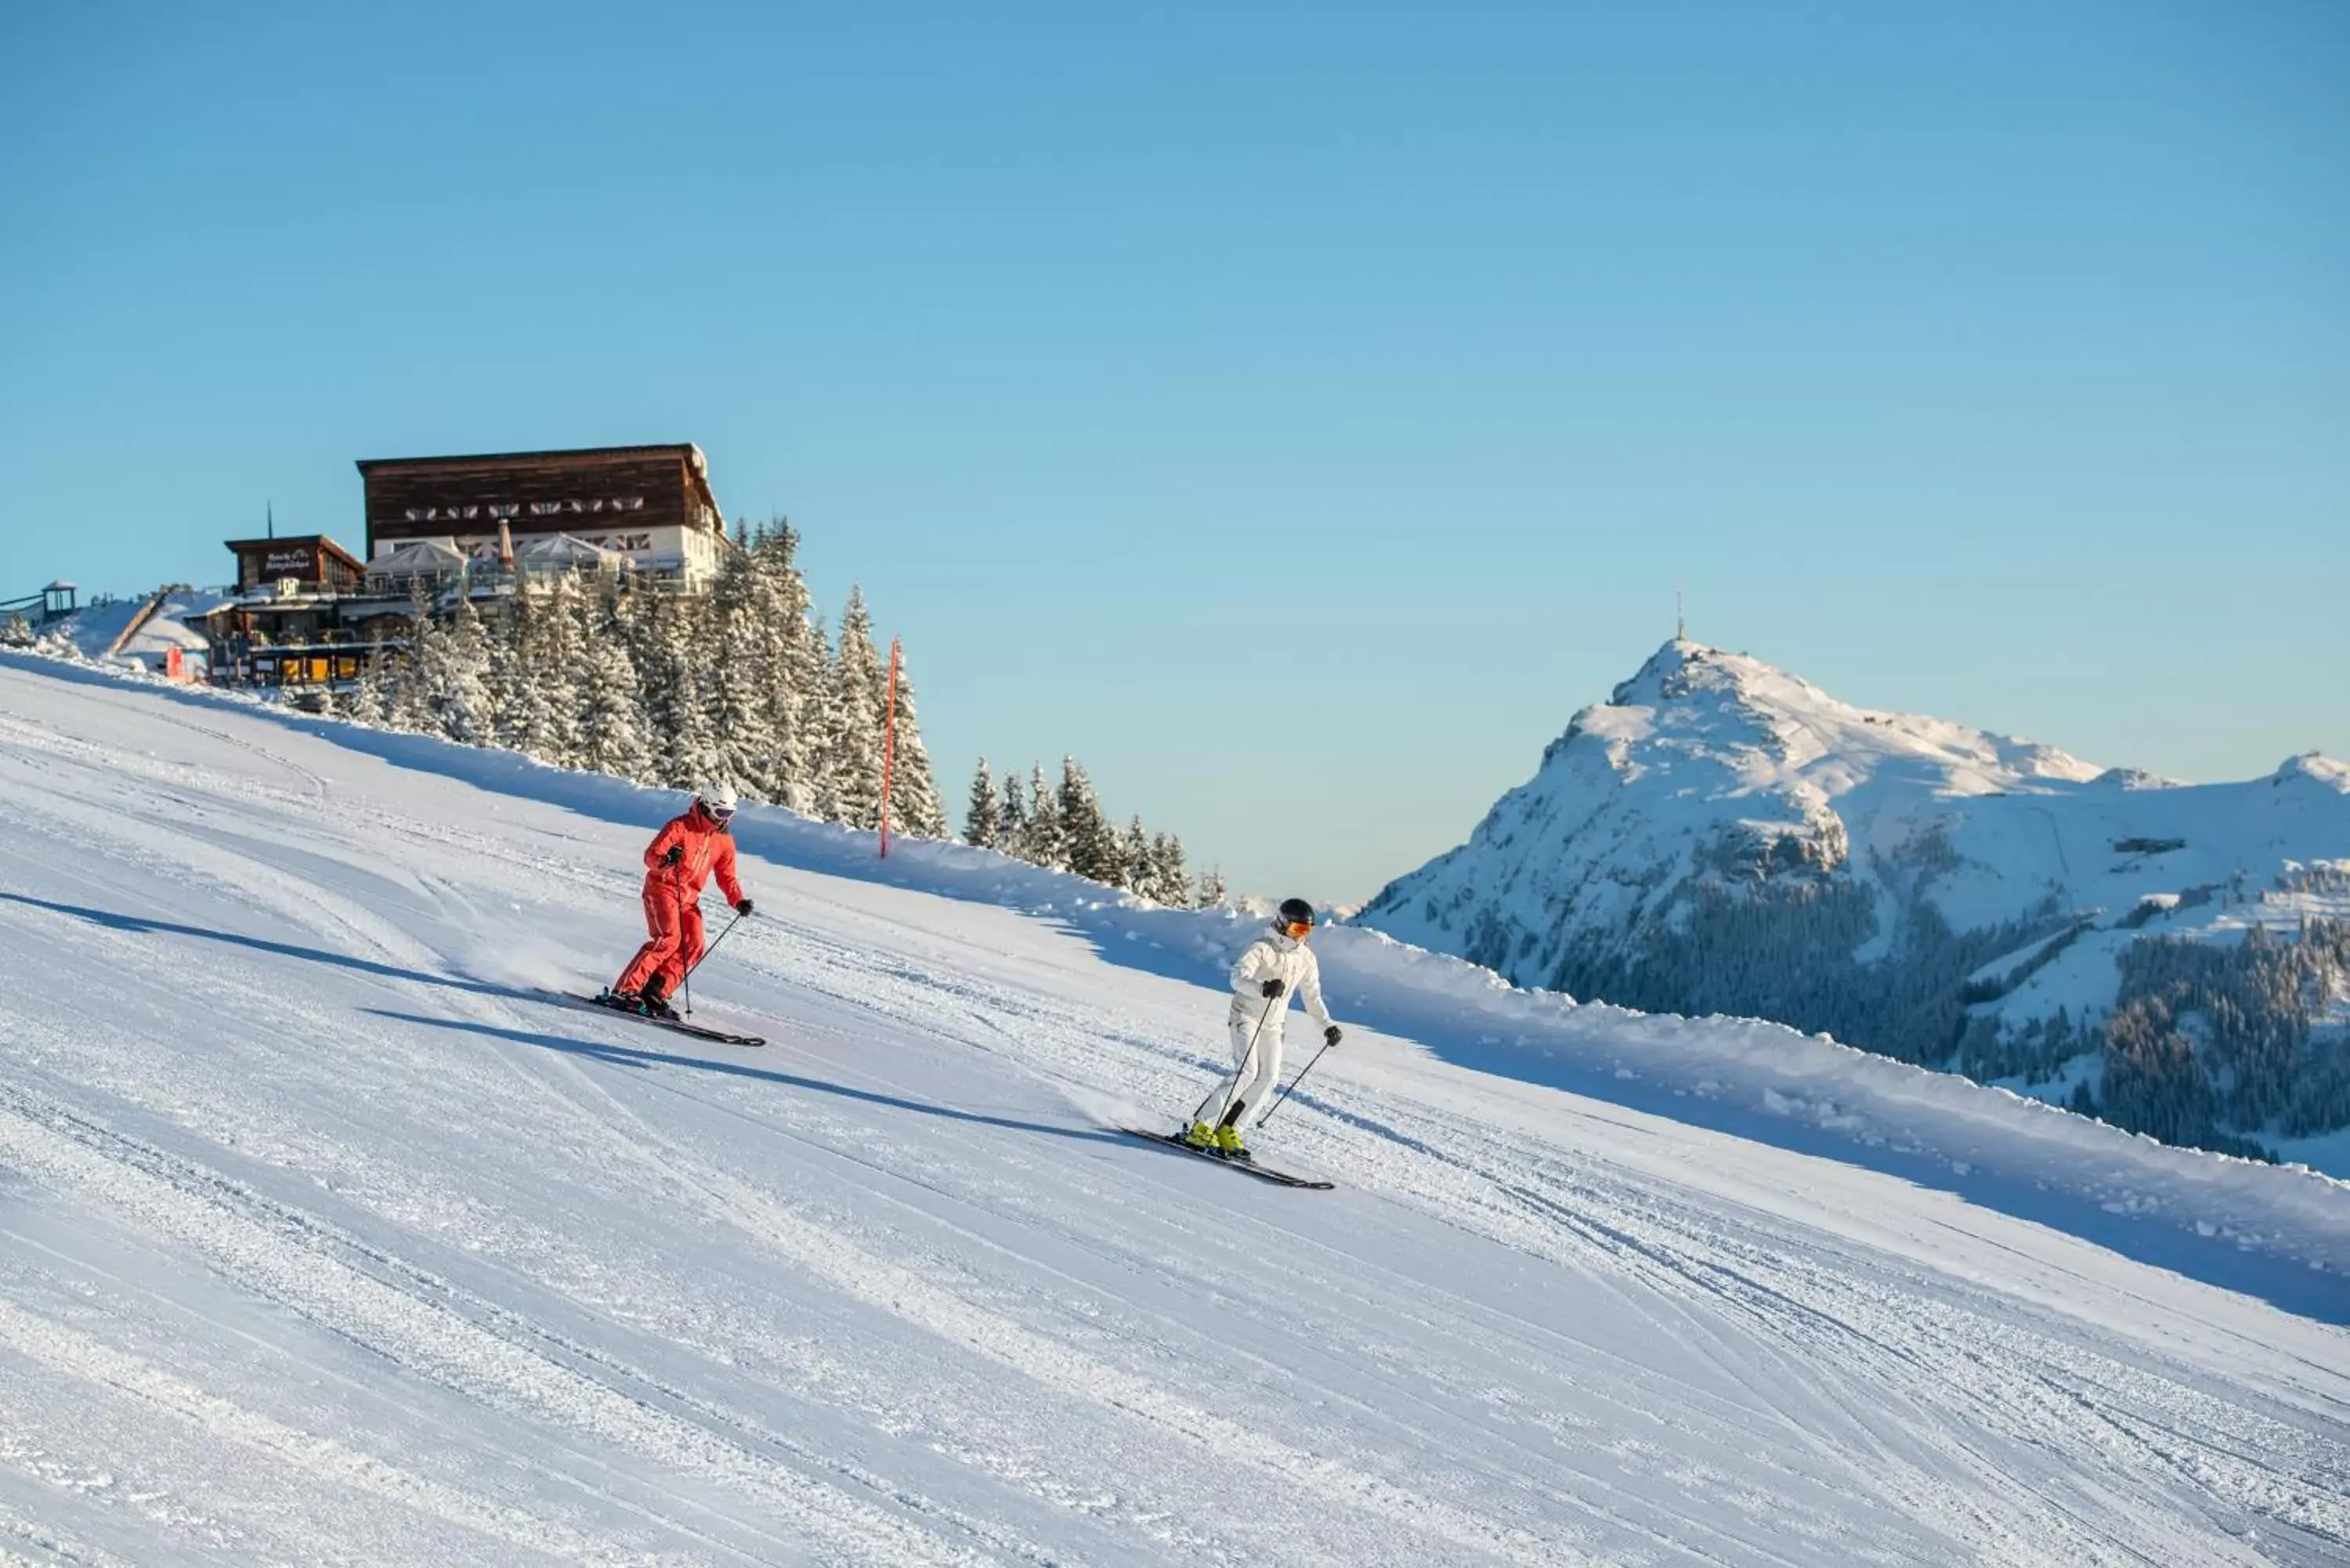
[2,664,2348,1566]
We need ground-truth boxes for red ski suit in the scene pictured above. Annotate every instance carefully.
[613,807,746,997]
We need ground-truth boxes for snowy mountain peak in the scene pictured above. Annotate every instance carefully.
[1363,641,2350,1162]
[1563,638,2102,821]
[2276,751,2350,793]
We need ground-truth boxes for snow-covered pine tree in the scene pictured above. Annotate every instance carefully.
[819,587,887,828]
[882,643,949,840]
[483,590,535,752]
[519,573,586,765]
[966,758,1002,849]
[705,544,778,798]
[750,522,821,811]
[634,589,721,788]
[342,646,393,726]
[432,592,496,746]
[1021,761,1063,869]
[574,593,653,781]
[788,606,832,814]
[1193,865,1228,908]
[1058,757,1116,883]
[1119,816,1151,895]
[1000,768,1029,851]
[385,583,439,733]
[1148,833,1189,906]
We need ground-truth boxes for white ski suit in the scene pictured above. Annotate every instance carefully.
[1213,927,1336,1133]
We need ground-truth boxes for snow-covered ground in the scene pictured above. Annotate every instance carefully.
[36,588,225,674]
[3,652,2348,1566]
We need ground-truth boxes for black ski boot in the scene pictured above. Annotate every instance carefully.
[638,981,681,1022]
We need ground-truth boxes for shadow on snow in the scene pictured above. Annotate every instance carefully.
[362,1008,1129,1150]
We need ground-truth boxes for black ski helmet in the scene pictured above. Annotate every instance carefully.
[1276,898,1316,931]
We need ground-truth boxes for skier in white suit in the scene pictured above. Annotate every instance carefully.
[1185,898,1343,1158]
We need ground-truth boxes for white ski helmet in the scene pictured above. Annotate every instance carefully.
[694,780,739,821]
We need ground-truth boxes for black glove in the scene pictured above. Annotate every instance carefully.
[1325,1025,1343,1048]
[736,898,754,917]
[663,844,684,866]
[1260,978,1285,999]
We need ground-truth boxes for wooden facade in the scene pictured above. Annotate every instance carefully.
[356,444,728,583]
[205,533,402,692]
[224,534,366,593]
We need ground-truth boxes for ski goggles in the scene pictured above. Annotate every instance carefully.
[1283,918,1314,938]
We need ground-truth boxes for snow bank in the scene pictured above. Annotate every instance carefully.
[34,587,225,670]
[9,647,2347,1293]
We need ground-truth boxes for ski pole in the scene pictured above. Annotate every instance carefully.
[1195,991,1280,1129]
[1256,1037,1334,1130]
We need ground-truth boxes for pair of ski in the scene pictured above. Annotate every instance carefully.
[548,992,1330,1187]
[547,989,768,1048]
[1117,1126,1333,1189]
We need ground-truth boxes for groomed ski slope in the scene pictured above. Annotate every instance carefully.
[2,656,2347,1567]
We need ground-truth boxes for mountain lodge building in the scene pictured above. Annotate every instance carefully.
[356,443,731,587]
[198,442,737,696]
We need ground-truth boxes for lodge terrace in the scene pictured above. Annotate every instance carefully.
[200,442,735,695]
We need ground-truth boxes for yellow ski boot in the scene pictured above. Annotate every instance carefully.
[1213,1124,1250,1162]
[1182,1120,1218,1151]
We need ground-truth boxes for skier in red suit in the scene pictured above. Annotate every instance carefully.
[606,782,753,1018]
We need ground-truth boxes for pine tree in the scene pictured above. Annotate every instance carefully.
[749,522,821,811]
[967,758,1003,849]
[882,643,949,840]
[819,587,886,827]
[519,573,586,765]
[386,583,438,732]
[1194,865,1228,908]
[1148,832,1188,905]
[343,645,393,726]
[1116,815,1151,894]
[446,597,494,741]
[705,544,778,797]
[574,593,653,781]
[483,591,535,752]
[1000,768,1029,850]
[786,609,831,813]
[634,590,721,788]
[1058,756,1116,883]
[432,593,496,745]
[1021,761,1063,869]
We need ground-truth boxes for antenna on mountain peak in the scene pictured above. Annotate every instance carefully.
[1676,587,1687,644]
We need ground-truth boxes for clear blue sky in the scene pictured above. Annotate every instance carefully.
[4,2,2345,902]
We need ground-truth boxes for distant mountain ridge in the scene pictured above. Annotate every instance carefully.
[1359,639,2350,1161]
